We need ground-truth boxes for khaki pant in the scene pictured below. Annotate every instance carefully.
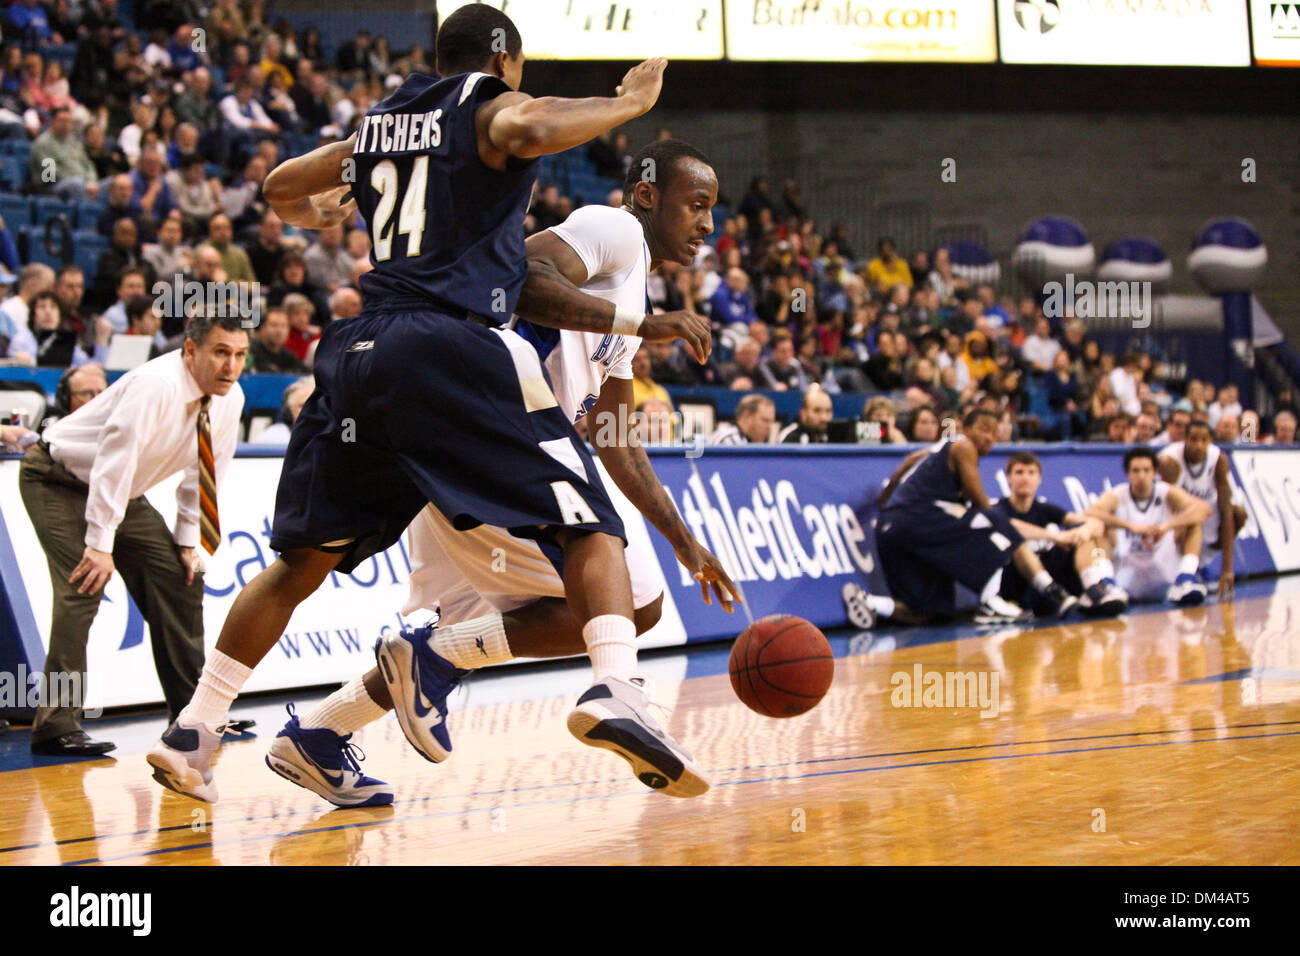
[19,443,206,744]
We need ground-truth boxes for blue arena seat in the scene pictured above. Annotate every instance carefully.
[73,200,104,230]
[21,225,66,269]
[0,193,31,229]
[31,196,73,226]
[0,156,25,191]
[72,230,108,280]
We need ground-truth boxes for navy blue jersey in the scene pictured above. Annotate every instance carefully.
[993,497,1068,529]
[885,441,966,514]
[351,71,536,318]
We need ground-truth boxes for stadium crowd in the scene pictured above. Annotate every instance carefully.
[0,2,1292,452]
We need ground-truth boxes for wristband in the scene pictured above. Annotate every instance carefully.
[612,307,645,336]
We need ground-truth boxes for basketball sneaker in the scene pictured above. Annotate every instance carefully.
[375,624,467,764]
[265,704,393,808]
[1079,580,1129,617]
[1039,582,1079,619]
[841,581,878,629]
[975,594,1031,625]
[147,718,227,802]
[1167,573,1207,607]
[567,675,709,798]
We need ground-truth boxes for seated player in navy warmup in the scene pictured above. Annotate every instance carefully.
[149,5,719,803]
[842,409,1079,629]
[993,451,1128,618]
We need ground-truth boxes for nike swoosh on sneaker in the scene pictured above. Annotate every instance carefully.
[410,652,435,718]
[292,738,344,787]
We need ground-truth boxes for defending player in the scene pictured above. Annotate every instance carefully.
[148,7,707,802]
[265,140,738,804]
[1157,420,1248,599]
[993,451,1128,617]
[841,409,1078,629]
[1084,447,1212,607]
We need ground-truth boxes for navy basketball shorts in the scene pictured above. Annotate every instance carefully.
[876,500,1025,618]
[270,309,625,573]
[1001,543,1083,611]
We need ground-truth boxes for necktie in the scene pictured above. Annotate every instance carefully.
[197,396,220,555]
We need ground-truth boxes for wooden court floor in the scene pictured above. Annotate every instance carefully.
[2,577,1299,866]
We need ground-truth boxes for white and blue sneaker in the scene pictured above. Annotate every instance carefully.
[265,705,393,808]
[147,718,227,803]
[1168,573,1207,607]
[375,625,468,764]
[568,675,709,799]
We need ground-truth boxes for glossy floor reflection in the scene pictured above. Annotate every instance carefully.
[3,577,1299,865]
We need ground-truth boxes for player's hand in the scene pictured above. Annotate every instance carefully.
[674,537,740,613]
[69,547,114,595]
[177,546,204,586]
[616,58,667,116]
[308,185,357,229]
[1217,569,1234,600]
[640,309,712,363]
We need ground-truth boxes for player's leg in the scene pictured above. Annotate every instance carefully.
[1010,542,1078,617]
[842,516,963,627]
[923,507,1032,623]
[1074,534,1129,616]
[1168,523,1207,606]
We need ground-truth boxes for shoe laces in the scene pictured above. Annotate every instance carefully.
[338,737,367,774]
[628,676,672,724]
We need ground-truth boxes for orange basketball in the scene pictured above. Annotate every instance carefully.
[728,614,834,718]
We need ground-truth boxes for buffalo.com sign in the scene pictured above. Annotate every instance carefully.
[436,0,725,60]
[997,0,1251,66]
[726,0,998,61]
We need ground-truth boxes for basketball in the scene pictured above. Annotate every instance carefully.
[729,615,834,718]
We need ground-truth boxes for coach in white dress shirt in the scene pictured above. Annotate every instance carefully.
[19,314,247,757]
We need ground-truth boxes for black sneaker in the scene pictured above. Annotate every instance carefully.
[1080,581,1129,617]
[0,718,10,734]
[1040,582,1078,618]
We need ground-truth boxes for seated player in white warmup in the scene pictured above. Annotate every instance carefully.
[841,410,1079,630]
[1157,419,1248,600]
[992,451,1128,617]
[262,139,739,806]
[1084,447,1212,607]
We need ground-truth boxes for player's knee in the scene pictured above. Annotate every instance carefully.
[633,593,663,635]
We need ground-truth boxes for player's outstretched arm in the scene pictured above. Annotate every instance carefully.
[518,230,712,361]
[263,137,359,228]
[876,448,928,507]
[951,439,991,509]
[588,377,739,611]
[481,58,665,161]
[1084,492,1133,531]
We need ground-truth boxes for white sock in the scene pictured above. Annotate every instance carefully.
[300,677,387,736]
[866,594,896,619]
[1179,554,1199,577]
[180,650,252,729]
[1080,558,1115,589]
[980,568,1005,604]
[431,612,512,668]
[1031,570,1054,593]
[583,614,637,682]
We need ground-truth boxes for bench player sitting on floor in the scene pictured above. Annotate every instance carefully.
[1084,447,1212,608]
[841,409,1078,630]
[994,451,1129,617]
[1157,419,1248,600]
[263,139,740,806]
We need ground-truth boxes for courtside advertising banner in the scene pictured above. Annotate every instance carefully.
[436,0,725,60]
[996,0,1251,66]
[1251,0,1300,65]
[2,443,1297,708]
[725,0,997,61]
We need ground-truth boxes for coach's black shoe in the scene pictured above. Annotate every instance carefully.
[0,718,10,734]
[31,731,116,757]
[1040,583,1078,619]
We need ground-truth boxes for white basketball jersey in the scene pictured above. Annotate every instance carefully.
[1159,441,1222,540]
[516,205,648,423]
[1114,480,1176,563]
